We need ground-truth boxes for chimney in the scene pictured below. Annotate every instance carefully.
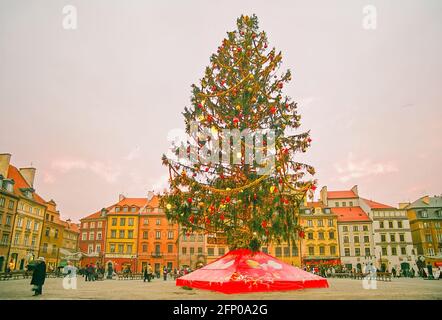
[351,185,359,196]
[19,167,36,188]
[147,191,154,201]
[119,194,125,201]
[320,186,328,206]
[0,153,11,178]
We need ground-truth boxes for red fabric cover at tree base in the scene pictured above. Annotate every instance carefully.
[176,249,329,294]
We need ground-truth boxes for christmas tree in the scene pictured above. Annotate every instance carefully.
[161,14,316,252]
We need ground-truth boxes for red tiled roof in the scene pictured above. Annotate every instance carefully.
[327,191,357,199]
[362,198,394,209]
[331,207,371,222]
[7,165,46,205]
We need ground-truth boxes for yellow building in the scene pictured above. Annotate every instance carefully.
[262,240,302,266]
[39,200,66,270]
[60,219,80,266]
[7,164,46,271]
[0,154,19,271]
[299,202,341,267]
[104,196,142,272]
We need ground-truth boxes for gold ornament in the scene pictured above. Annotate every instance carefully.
[166,203,172,210]
[236,105,241,111]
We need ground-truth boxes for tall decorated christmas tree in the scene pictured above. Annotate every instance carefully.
[161,14,317,254]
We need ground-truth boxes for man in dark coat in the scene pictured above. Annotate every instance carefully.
[30,257,46,296]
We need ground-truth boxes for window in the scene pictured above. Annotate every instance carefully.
[96,244,101,253]
[0,197,4,207]
[382,247,387,255]
[344,248,350,256]
[329,231,335,239]
[390,234,395,242]
[198,247,203,254]
[90,222,95,228]
[343,226,348,232]
[119,230,125,238]
[328,219,334,227]
[354,236,359,243]
[120,218,126,226]
[308,247,314,256]
[1,234,8,245]
[388,221,393,228]
[317,220,324,227]
[284,247,290,257]
[330,246,336,255]
[54,229,59,238]
[123,207,128,212]
[208,248,214,256]
[353,226,359,232]
[128,230,133,239]
[419,210,428,218]
[355,248,361,256]
[349,201,353,206]
[131,207,137,213]
[342,202,346,207]
[318,232,324,240]
[364,236,370,243]
[168,231,174,239]
[89,232,94,240]
[45,227,50,237]
[335,202,339,207]
[399,234,405,242]
[344,236,349,243]
[115,207,120,213]
[83,222,89,229]
[155,231,161,239]
[118,244,124,253]
[168,244,173,253]
[111,230,116,238]
[97,231,102,240]
[143,231,148,239]
[143,218,148,225]
[218,248,225,256]
[156,219,161,225]
[319,246,325,255]
[307,220,313,227]
[43,243,48,253]
[401,247,407,255]
[24,234,29,245]
[425,234,432,242]
[381,234,386,242]
[198,234,203,242]
[6,215,11,226]
[397,221,403,228]
[324,208,331,214]
[127,245,132,254]
[110,244,116,253]
[363,225,368,232]
[97,221,102,228]
[33,221,39,231]
[26,219,31,230]
[365,248,371,256]
[307,232,313,240]
[112,218,117,226]
[292,245,299,256]
[82,232,87,240]
[17,217,23,228]
[391,247,397,256]
[182,247,187,254]
[275,247,282,257]
[380,221,384,229]
[142,244,148,252]
[261,247,268,254]
[128,218,134,226]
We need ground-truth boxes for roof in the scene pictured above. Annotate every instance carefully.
[406,196,442,209]
[327,190,357,199]
[7,165,46,205]
[362,198,394,209]
[63,221,80,233]
[305,201,326,208]
[331,207,371,222]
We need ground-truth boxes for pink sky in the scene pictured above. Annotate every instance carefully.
[1,0,441,222]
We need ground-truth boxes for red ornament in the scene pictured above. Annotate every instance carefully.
[311,185,317,191]
[278,82,283,89]
[189,215,194,223]
[261,220,267,228]
[205,167,209,172]
[270,106,277,114]
[220,214,225,221]
[206,217,211,224]
[225,196,231,203]
[298,230,305,239]
[197,103,203,109]
[307,137,312,143]
[187,198,193,204]
[233,117,239,125]
[253,193,257,200]
[207,115,213,123]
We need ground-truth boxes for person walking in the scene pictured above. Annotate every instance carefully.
[30,257,46,296]
[163,266,168,281]
[143,266,149,282]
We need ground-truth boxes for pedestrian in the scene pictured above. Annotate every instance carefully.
[392,267,396,277]
[63,260,78,289]
[143,266,149,282]
[30,257,46,296]
[163,266,168,281]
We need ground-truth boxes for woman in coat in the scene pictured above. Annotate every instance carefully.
[30,257,46,296]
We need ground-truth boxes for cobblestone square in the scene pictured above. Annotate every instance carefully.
[0,277,441,300]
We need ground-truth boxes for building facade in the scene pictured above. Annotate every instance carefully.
[405,195,442,266]
[178,229,207,269]
[138,195,179,273]
[60,219,80,265]
[362,198,417,273]
[79,208,108,267]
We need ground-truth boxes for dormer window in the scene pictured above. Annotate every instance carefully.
[4,180,14,192]
[304,209,311,214]
[115,207,120,213]
[131,207,137,213]
[123,206,128,212]
[419,210,428,218]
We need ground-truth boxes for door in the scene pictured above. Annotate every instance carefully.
[167,262,173,270]
[0,256,4,272]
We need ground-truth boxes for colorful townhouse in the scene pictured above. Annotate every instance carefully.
[178,227,206,269]
[60,219,80,265]
[39,200,66,270]
[79,207,108,267]
[405,195,442,267]
[298,201,340,267]
[138,193,179,273]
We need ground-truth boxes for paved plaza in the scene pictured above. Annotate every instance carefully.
[0,277,441,300]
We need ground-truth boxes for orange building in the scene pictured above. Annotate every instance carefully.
[138,195,179,274]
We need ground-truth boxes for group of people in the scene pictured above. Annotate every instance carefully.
[79,263,105,281]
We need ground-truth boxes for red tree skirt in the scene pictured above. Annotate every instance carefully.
[176,249,329,294]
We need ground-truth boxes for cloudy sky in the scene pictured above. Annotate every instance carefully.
[1,0,441,221]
